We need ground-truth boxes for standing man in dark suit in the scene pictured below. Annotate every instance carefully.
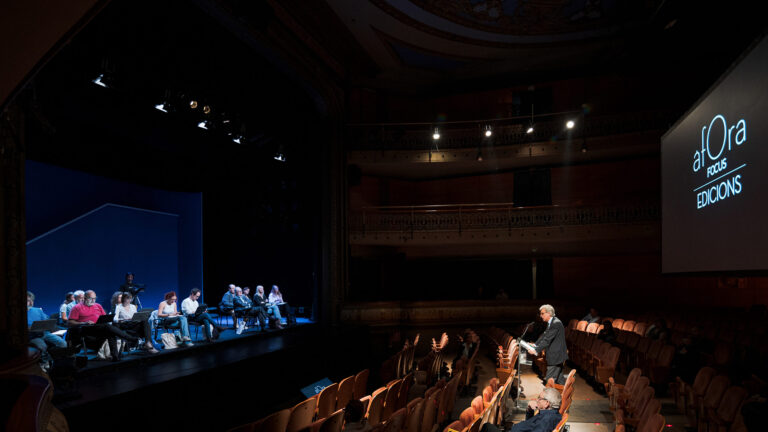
[526,304,568,385]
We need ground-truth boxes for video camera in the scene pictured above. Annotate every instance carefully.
[126,284,146,296]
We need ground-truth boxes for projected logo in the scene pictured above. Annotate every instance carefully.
[692,114,747,209]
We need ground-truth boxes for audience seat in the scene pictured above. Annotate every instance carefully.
[353,369,370,400]
[260,408,291,432]
[382,408,406,432]
[365,387,388,427]
[287,398,317,432]
[553,413,568,432]
[706,386,747,432]
[697,375,731,432]
[336,375,354,412]
[316,382,338,420]
[319,410,344,432]
[405,398,425,432]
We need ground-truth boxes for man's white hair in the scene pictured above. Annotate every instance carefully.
[540,387,561,408]
[539,304,556,317]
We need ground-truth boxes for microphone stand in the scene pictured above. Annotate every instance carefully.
[515,322,534,411]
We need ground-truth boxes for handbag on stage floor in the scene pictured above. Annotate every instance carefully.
[160,332,178,349]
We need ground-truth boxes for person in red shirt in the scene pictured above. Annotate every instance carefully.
[68,290,135,361]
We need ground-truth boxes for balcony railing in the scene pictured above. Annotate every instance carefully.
[350,203,659,236]
[347,110,677,151]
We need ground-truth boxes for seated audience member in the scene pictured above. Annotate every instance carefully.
[343,399,371,432]
[66,290,85,317]
[582,307,601,324]
[597,320,617,345]
[452,331,478,375]
[233,287,253,334]
[268,285,295,325]
[252,285,278,330]
[480,388,561,432]
[69,290,136,361]
[114,292,158,353]
[181,288,224,342]
[495,288,509,300]
[219,284,237,328]
[158,291,193,346]
[28,291,67,349]
[645,319,669,341]
[59,292,74,323]
[109,291,123,314]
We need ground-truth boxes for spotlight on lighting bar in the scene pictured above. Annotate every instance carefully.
[197,120,209,130]
[92,74,108,88]
[484,125,492,137]
[432,128,440,140]
[526,125,534,134]
[566,120,575,129]
[154,102,170,113]
[274,152,286,162]
[232,135,243,144]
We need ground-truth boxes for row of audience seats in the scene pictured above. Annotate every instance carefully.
[228,369,371,432]
[485,327,519,385]
[416,334,449,386]
[670,366,750,432]
[567,319,675,389]
[606,368,666,432]
[382,335,420,383]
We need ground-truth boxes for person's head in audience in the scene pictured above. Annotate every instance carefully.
[27,291,36,308]
[589,308,598,317]
[84,290,97,306]
[65,292,74,304]
[73,290,85,304]
[344,399,366,424]
[271,285,280,295]
[539,304,555,322]
[164,291,177,305]
[536,388,561,411]
[256,285,265,296]
[110,291,123,308]
[602,320,613,330]
[189,288,201,301]
[228,284,236,294]
[235,287,243,297]
[243,287,250,297]
[121,292,133,307]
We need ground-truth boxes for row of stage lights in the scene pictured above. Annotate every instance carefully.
[429,119,576,140]
[92,73,286,162]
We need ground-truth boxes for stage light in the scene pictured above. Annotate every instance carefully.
[274,152,286,162]
[526,125,534,134]
[476,150,483,162]
[566,120,575,129]
[432,128,440,140]
[92,73,108,88]
[203,105,211,115]
[484,125,492,137]
[197,120,209,130]
[189,100,198,109]
[232,135,243,144]
[154,101,170,113]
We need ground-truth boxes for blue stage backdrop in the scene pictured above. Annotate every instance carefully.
[25,161,203,316]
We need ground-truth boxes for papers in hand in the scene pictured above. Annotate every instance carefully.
[519,340,536,353]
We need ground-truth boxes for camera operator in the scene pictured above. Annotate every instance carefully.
[120,272,146,307]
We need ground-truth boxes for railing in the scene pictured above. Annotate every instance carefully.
[350,203,659,235]
[347,110,677,151]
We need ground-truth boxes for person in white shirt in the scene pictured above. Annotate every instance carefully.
[59,292,74,323]
[268,285,295,326]
[181,288,223,342]
[157,291,193,347]
[114,293,158,353]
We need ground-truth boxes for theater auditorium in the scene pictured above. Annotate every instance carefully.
[2,1,767,431]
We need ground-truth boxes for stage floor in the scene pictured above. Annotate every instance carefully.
[55,317,315,409]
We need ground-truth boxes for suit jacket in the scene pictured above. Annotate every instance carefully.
[534,316,568,365]
[509,408,562,432]
[253,294,268,308]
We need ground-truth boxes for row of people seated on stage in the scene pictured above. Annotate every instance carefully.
[219,284,295,331]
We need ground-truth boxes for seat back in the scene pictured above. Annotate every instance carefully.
[622,320,637,332]
[634,322,648,336]
[354,369,370,400]
[404,398,425,432]
[715,386,748,424]
[637,413,664,432]
[459,407,475,428]
[261,409,291,432]
[553,413,568,432]
[382,408,407,432]
[319,410,344,432]
[703,376,731,410]
[692,367,717,397]
[467,416,481,432]
[382,379,403,420]
[336,376,355,411]
[367,387,388,426]
[576,321,588,332]
[286,398,317,432]
[421,388,441,432]
[612,319,625,330]
[316,383,339,420]
[443,420,463,432]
